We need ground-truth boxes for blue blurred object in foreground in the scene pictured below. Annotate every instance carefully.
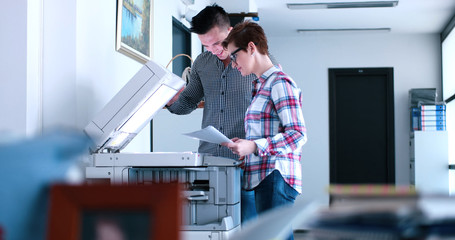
[0,129,91,240]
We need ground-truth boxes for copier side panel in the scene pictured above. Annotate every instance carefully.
[128,166,240,230]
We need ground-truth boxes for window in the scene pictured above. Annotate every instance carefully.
[441,13,455,194]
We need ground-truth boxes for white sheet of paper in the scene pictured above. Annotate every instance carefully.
[183,126,233,144]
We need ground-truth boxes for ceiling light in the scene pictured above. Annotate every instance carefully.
[297,28,391,34]
[287,1,398,9]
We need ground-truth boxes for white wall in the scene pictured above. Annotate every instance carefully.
[267,32,441,206]
[0,0,28,136]
[27,0,44,136]
[42,0,78,130]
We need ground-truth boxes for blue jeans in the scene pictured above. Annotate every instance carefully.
[241,170,258,224]
[254,170,298,240]
[241,189,257,224]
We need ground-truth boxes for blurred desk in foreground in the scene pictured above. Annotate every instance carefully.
[303,185,455,240]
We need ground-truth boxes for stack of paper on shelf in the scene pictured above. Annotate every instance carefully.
[408,88,437,132]
[420,104,446,131]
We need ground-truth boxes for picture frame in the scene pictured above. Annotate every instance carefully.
[47,183,181,240]
[116,0,153,63]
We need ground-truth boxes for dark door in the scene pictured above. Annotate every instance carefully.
[171,17,191,76]
[329,68,395,184]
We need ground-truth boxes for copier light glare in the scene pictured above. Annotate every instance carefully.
[108,132,130,148]
[119,85,177,134]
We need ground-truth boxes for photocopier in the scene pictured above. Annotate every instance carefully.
[84,60,241,240]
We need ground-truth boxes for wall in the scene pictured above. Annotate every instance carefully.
[0,0,28,136]
[42,0,78,130]
[27,0,44,136]
[267,32,441,206]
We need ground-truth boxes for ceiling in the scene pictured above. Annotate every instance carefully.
[237,0,455,37]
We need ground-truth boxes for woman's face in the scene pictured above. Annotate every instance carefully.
[227,43,251,76]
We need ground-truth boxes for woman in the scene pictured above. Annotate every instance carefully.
[221,21,307,240]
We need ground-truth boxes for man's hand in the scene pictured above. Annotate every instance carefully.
[166,87,185,107]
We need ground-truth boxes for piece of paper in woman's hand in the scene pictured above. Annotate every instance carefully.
[183,126,233,144]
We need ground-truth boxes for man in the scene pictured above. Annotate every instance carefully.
[166,4,253,162]
[166,4,276,224]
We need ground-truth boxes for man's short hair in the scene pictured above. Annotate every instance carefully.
[190,4,230,34]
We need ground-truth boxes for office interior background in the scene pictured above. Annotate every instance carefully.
[1,0,455,230]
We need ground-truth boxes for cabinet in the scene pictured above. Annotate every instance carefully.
[410,131,449,194]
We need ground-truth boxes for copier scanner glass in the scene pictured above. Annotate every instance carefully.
[84,60,185,153]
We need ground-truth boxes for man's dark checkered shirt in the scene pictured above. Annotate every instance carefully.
[167,51,256,160]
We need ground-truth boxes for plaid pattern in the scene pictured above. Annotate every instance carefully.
[244,66,307,193]
[167,51,256,159]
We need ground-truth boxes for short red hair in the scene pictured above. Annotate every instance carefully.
[222,21,269,55]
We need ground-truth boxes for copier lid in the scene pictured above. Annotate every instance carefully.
[84,60,185,153]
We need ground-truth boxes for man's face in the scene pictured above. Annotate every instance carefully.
[198,26,231,61]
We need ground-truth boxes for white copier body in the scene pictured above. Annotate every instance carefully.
[84,60,241,240]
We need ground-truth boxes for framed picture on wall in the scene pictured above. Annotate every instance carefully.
[47,183,181,240]
[116,0,153,63]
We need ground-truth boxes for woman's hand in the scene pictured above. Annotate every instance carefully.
[221,138,257,157]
